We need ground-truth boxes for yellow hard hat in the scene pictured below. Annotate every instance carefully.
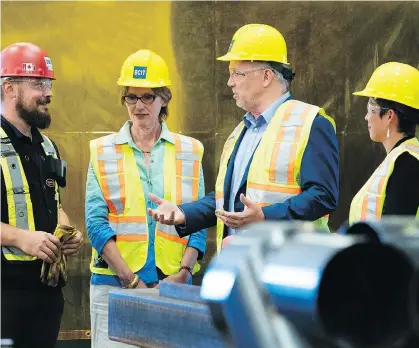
[217,24,288,64]
[353,62,419,109]
[117,49,171,88]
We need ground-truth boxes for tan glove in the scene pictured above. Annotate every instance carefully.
[40,224,77,287]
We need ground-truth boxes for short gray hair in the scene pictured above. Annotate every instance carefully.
[260,62,290,91]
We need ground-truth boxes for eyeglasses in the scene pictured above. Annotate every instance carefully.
[7,78,52,91]
[123,94,157,105]
[229,67,266,79]
[367,103,389,115]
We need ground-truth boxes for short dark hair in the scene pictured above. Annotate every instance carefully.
[376,98,418,137]
[121,86,172,123]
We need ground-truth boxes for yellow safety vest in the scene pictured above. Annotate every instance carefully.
[0,127,60,261]
[349,137,419,224]
[215,100,336,252]
[89,131,203,276]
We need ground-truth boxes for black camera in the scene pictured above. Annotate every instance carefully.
[46,155,67,188]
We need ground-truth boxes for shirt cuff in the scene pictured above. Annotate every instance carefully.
[94,229,116,255]
[261,204,288,221]
[175,206,188,237]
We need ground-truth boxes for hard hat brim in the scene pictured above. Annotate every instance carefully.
[352,89,372,97]
[353,88,419,109]
[117,78,171,88]
[217,52,289,64]
[216,53,246,61]
[2,73,56,80]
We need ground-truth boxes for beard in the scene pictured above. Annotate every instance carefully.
[15,96,51,130]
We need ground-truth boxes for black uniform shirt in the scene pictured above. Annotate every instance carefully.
[382,136,419,216]
[1,116,62,289]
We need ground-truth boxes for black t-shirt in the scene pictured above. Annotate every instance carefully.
[1,116,62,289]
[382,136,419,216]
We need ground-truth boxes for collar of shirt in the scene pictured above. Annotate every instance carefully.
[115,120,175,146]
[1,115,43,143]
[243,91,291,129]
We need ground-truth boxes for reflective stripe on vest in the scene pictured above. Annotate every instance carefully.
[215,122,245,211]
[173,134,201,204]
[246,182,301,207]
[349,138,419,224]
[157,223,190,246]
[109,215,148,241]
[97,138,125,215]
[0,127,59,261]
[89,131,202,276]
[215,100,335,252]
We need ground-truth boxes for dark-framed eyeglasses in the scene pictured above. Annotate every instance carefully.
[123,94,157,105]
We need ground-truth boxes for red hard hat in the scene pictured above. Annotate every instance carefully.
[1,42,55,79]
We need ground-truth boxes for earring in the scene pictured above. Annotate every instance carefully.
[386,127,390,138]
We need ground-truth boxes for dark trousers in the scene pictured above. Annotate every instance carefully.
[1,287,64,348]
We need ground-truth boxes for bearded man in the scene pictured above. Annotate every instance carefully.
[0,42,83,348]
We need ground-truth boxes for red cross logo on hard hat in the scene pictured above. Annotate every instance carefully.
[22,63,35,73]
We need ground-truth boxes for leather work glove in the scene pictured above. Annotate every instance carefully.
[40,224,77,287]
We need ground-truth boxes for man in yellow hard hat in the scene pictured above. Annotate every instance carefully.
[148,24,339,252]
[85,49,207,347]
[349,62,419,223]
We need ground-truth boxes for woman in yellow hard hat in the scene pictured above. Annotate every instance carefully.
[85,49,207,347]
[349,62,419,224]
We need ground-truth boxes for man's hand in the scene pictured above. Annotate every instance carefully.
[162,269,191,284]
[215,194,265,230]
[16,230,61,263]
[147,193,185,225]
[62,230,83,256]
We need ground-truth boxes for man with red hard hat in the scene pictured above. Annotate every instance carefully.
[0,42,83,348]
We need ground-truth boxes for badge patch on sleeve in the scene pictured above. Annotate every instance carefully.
[133,66,147,79]
[46,178,55,187]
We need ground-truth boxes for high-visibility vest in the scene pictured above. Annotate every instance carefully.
[349,137,419,224]
[215,100,336,252]
[89,132,203,276]
[0,127,60,261]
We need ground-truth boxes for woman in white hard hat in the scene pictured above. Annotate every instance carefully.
[85,49,207,347]
[349,62,419,224]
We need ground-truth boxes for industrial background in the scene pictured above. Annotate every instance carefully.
[2,1,419,346]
